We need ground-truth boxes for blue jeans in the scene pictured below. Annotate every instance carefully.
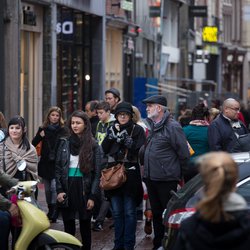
[0,210,11,250]
[111,194,137,250]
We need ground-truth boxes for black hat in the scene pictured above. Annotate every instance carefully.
[115,102,134,117]
[105,88,121,101]
[142,95,167,107]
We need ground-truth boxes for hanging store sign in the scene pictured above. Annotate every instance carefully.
[202,26,218,43]
[149,6,161,17]
[189,6,207,17]
[121,0,133,12]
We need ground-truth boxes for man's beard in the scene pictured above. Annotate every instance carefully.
[147,108,158,120]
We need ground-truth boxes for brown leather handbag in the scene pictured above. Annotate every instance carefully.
[99,163,127,191]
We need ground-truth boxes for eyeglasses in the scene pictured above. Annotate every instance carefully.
[227,107,240,112]
[118,113,130,117]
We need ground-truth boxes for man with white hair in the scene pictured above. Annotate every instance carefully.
[142,95,190,250]
[208,98,248,152]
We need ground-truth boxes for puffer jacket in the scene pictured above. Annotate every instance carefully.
[55,138,102,201]
[143,111,190,181]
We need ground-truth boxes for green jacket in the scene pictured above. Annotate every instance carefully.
[0,171,18,211]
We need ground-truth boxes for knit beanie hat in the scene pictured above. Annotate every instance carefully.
[105,88,121,101]
[114,102,134,117]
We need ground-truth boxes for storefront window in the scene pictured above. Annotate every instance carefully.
[57,7,91,119]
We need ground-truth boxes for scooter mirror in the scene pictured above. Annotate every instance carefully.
[17,160,27,171]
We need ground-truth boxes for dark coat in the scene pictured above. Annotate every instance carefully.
[143,111,190,181]
[32,126,68,180]
[173,211,250,250]
[208,114,248,153]
[101,120,146,205]
[55,138,102,201]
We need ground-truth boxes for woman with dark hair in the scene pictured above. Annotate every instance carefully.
[0,115,38,181]
[55,110,101,250]
[183,103,210,181]
[102,102,146,250]
[173,152,250,250]
[32,106,68,222]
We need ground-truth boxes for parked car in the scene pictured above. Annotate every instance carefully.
[162,153,250,250]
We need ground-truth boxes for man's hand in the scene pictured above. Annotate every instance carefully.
[87,199,94,210]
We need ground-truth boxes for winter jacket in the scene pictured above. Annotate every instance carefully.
[143,111,190,181]
[102,120,146,205]
[173,193,250,250]
[32,126,68,180]
[208,114,248,153]
[55,138,101,201]
[0,171,18,211]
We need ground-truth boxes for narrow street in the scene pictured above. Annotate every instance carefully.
[37,183,154,250]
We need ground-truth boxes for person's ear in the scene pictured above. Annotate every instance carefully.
[24,127,27,133]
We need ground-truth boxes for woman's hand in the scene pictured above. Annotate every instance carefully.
[86,199,94,210]
[8,203,19,217]
[57,192,66,203]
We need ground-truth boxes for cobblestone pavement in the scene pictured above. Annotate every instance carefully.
[37,183,154,250]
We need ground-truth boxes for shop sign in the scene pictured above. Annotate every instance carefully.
[149,6,161,18]
[189,6,207,17]
[121,0,133,12]
[56,21,73,35]
[202,26,218,43]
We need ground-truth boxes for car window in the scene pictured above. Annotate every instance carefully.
[185,187,203,208]
[237,177,250,206]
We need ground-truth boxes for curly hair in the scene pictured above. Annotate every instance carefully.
[68,110,94,174]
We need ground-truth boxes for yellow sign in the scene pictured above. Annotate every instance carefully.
[202,26,218,42]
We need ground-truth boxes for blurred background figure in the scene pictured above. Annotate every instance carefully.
[105,88,121,114]
[183,103,210,182]
[85,100,100,137]
[208,107,220,123]
[173,152,250,250]
[178,109,192,127]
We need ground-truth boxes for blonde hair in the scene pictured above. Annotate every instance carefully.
[132,106,141,123]
[43,106,64,127]
[209,108,220,121]
[196,152,238,222]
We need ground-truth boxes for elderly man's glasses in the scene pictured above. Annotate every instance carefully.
[228,107,240,112]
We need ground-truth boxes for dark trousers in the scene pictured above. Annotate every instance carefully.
[144,179,178,249]
[0,211,11,250]
[64,218,91,250]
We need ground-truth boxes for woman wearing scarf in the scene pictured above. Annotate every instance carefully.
[0,115,38,181]
[55,110,101,250]
[102,102,146,250]
[32,106,67,222]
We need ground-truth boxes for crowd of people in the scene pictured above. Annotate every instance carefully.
[1,90,250,250]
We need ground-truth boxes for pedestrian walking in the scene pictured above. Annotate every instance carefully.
[173,152,250,250]
[55,110,101,250]
[102,101,146,250]
[32,106,68,222]
[142,95,190,250]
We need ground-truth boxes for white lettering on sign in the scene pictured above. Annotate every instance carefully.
[56,21,73,34]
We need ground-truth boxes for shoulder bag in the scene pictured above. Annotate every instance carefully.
[99,125,135,191]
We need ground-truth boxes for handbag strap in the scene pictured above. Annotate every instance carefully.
[122,125,135,163]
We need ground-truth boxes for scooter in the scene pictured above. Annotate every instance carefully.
[10,180,83,250]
